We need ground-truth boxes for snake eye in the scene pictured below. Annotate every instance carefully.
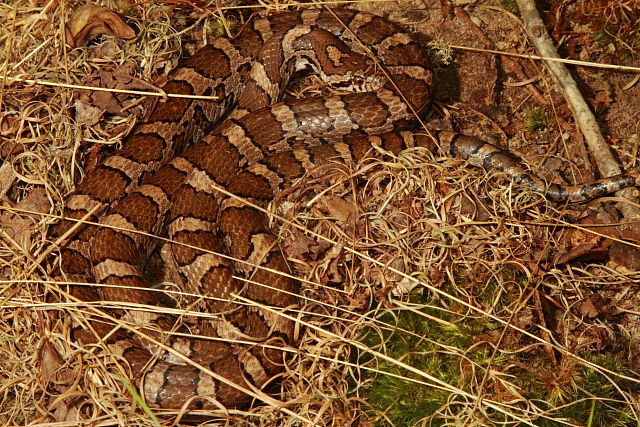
[353,77,365,90]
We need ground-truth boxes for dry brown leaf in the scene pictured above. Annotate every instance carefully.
[0,160,17,198]
[76,71,158,116]
[609,240,640,272]
[577,297,598,319]
[73,98,104,126]
[554,210,640,269]
[318,243,344,285]
[286,234,313,256]
[0,187,51,252]
[0,113,19,136]
[65,4,135,48]
[40,340,65,384]
[318,194,356,223]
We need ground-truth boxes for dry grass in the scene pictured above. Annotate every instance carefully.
[1,0,640,426]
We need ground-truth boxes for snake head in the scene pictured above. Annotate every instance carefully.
[323,69,387,93]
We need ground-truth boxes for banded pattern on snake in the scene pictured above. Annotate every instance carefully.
[51,7,640,409]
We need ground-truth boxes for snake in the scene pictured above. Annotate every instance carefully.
[51,7,640,409]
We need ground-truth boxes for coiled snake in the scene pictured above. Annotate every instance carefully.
[52,7,640,409]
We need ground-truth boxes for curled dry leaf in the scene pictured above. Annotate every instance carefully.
[0,113,19,136]
[65,4,135,48]
[40,341,82,422]
[0,187,52,254]
[577,297,599,319]
[318,194,357,223]
[0,160,17,198]
[40,340,65,384]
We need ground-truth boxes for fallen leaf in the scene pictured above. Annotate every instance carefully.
[65,4,135,48]
[318,243,343,285]
[553,211,640,270]
[577,298,598,318]
[286,234,313,256]
[40,340,83,422]
[76,71,158,116]
[0,187,52,253]
[574,325,609,352]
[74,98,103,126]
[0,160,16,198]
[609,241,640,272]
[0,113,19,136]
[318,194,356,223]
[40,340,65,384]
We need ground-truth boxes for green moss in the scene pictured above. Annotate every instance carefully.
[524,104,549,132]
[593,29,615,46]
[365,368,447,426]
[509,345,639,426]
[357,270,639,425]
[358,298,500,425]
[205,16,228,40]
[500,0,519,15]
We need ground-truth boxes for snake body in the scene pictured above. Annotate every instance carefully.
[52,7,640,409]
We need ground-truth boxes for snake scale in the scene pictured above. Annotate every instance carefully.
[51,7,640,409]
